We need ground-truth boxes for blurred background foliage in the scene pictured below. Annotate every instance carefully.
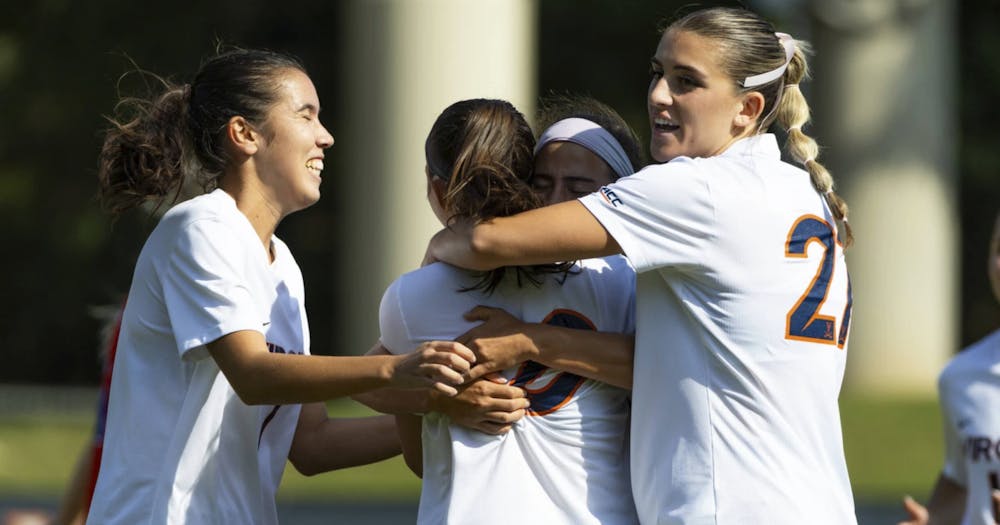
[1,0,996,384]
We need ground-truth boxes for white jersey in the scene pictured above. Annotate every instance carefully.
[88,189,308,525]
[379,257,638,525]
[938,328,1000,525]
[580,134,856,525]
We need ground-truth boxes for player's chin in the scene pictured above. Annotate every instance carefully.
[649,137,680,163]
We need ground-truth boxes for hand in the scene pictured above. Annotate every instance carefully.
[897,495,928,525]
[426,219,496,271]
[457,306,540,380]
[431,373,529,435]
[390,341,476,396]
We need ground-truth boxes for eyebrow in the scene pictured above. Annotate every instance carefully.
[652,54,706,77]
[671,64,707,79]
[296,103,320,114]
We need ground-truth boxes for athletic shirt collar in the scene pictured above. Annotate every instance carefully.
[719,133,781,160]
[209,188,284,268]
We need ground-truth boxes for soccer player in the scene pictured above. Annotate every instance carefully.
[427,7,857,524]
[900,211,1000,525]
[87,48,474,525]
[379,97,642,524]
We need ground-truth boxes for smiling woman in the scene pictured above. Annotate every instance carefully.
[427,6,857,524]
[86,47,477,525]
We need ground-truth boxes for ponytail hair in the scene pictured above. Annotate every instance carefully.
[98,47,306,216]
[98,79,194,216]
[425,99,572,293]
[669,7,853,247]
[775,47,853,247]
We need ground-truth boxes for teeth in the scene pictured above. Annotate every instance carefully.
[306,159,324,172]
[654,117,678,127]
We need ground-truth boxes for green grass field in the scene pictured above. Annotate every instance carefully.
[0,395,941,504]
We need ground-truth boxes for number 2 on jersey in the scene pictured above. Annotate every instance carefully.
[511,310,591,416]
[784,215,852,348]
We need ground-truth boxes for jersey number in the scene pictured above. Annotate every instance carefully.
[511,310,592,416]
[784,215,852,348]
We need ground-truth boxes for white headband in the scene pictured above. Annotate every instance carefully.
[742,32,796,88]
[534,118,633,180]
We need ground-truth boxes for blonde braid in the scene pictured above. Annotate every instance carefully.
[776,45,853,247]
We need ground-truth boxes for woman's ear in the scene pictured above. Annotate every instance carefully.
[427,168,448,208]
[226,116,259,155]
[734,91,765,129]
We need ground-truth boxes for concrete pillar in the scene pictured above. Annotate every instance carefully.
[810,0,957,395]
[336,0,537,355]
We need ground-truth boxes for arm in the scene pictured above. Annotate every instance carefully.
[288,403,400,476]
[395,413,424,477]
[207,330,475,405]
[898,473,967,525]
[459,306,634,389]
[430,374,529,434]
[353,341,529,434]
[429,200,619,271]
[53,445,93,525]
[351,342,432,415]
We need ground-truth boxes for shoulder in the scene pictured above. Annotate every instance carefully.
[595,157,712,211]
[384,263,477,308]
[940,328,1000,390]
[156,191,241,236]
[397,262,471,289]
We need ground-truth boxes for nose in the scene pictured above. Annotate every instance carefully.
[550,186,573,206]
[648,75,672,108]
[317,122,335,148]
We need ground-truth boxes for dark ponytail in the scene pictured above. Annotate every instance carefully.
[98,47,306,216]
[426,99,573,293]
[98,81,193,216]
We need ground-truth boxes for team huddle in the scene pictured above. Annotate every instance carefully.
[75,5,1000,525]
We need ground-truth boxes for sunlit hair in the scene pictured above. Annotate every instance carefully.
[425,98,572,293]
[668,7,853,247]
[98,47,306,216]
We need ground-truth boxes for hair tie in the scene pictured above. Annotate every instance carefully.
[742,32,796,88]
[787,124,802,132]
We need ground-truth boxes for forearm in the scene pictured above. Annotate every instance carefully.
[218,350,397,405]
[431,201,619,270]
[209,331,472,405]
[290,407,400,476]
[396,414,424,477]
[925,472,967,525]
[53,444,93,525]
[529,324,634,389]
[352,388,431,415]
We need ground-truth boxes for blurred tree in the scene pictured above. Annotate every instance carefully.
[0,0,341,383]
[957,2,1000,343]
[0,0,993,385]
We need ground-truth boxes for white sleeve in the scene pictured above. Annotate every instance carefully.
[579,159,715,274]
[938,373,967,486]
[162,218,262,359]
[378,277,412,355]
[379,266,483,355]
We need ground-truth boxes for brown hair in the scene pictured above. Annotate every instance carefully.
[98,48,306,216]
[668,7,853,247]
[425,99,572,293]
